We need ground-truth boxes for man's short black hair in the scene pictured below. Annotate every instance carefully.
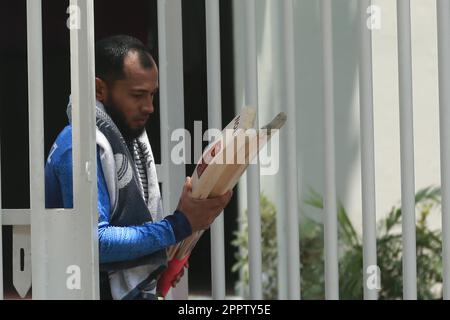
[95,35,154,85]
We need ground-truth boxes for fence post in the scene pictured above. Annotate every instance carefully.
[206,0,226,300]
[244,0,263,300]
[68,0,99,300]
[359,0,378,300]
[283,0,301,301]
[321,0,339,300]
[157,0,188,299]
[0,136,3,299]
[27,0,99,299]
[397,0,417,300]
[436,0,450,300]
[26,0,47,299]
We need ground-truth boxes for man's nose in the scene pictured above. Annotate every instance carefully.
[142,97,154,114]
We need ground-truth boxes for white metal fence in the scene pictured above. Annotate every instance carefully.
[1,0,450,300]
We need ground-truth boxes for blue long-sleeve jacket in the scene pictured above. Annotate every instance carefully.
[45,126,191,264]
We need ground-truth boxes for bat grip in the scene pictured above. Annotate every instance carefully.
[157,255,190,298]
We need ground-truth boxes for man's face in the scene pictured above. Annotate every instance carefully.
[101,51,159,140]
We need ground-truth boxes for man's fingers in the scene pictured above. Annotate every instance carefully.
[183,176,193,195]
[225,190,233,204]
[198,190,233,221]
[212,190,233,209]
[186,176,192,189]
[178,181,233,232]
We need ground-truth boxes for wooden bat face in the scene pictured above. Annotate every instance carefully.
[210,112,287,197]
[191,107,256,199]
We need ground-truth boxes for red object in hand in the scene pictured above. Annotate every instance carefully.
[157,255,190,297]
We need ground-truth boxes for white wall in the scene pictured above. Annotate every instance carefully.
[372,0,441,231]
[233,0,442,245]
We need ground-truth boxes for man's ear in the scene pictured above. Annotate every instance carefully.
[95,77,108,102]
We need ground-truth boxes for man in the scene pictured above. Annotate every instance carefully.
[45,35,232,300]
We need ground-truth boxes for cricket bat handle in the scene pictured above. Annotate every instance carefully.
[157,254,190,298]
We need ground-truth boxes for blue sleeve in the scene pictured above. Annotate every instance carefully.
[55,149,74,208]
[45,153,63,209]
[55,147,192,264]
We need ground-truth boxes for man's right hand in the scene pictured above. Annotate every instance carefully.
[176,177,233,232]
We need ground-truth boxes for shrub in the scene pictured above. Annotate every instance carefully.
[232,187,443,299]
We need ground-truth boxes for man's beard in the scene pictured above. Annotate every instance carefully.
[103,97,145,141]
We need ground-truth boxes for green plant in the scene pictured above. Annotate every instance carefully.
[231,194,278,299]
[232,187,443,300]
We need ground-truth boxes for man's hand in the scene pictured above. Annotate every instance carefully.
[177,177,233,232]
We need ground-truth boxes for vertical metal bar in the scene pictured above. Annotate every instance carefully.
[271,0,289,299]
[12,226,31,298]
[282,0,301,300]
[26,0,47,299]
[231,0,248,299]
[244,0,263,300]
[157,0,188,300]
[70,0,97,210]
[437,0,450,300]
[205,0,226,300]
[66,0,99,299]
[359,0,378,300]
[321,0,339,300]
[397,0,417,300]
[0,137,3,299]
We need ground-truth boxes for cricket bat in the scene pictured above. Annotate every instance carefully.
[190,107,257,199]
[164,107,256,258]
[157,110,287,297]
[209,112,287,197]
